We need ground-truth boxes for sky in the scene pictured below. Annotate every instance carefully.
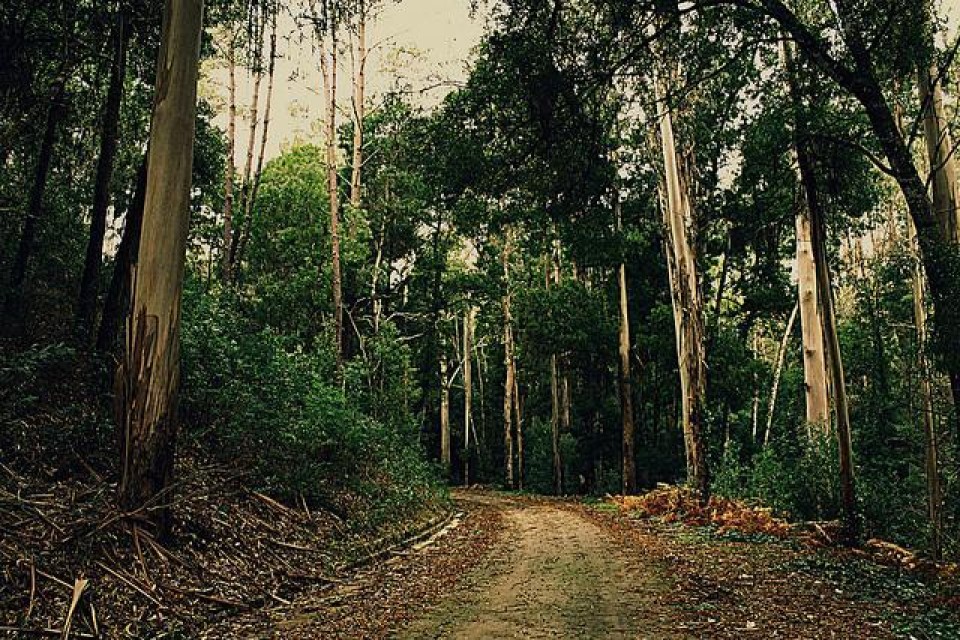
[203,0,960,163]
[202,0,487,161]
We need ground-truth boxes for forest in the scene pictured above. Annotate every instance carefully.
[3,0,960,637]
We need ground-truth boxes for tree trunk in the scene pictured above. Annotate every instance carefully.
[656,79,710,504]
[765,303,799,446]
[918,64,959,244]
[350,0,366,210]
[783,39,858,542]
[462,306,473,485]
[233,11,277,271]
[548,249,563,496]
[502,232,515,489]
[617,199,637,495]
[908,216,943,559]
[229,22,264,274]
[440,354,451,475]
[795,200,830,430]
[321,27,344,370]
[96,156,147,353]
[513,362,524,491]
[116,0,203,538]
[222,36,237,283]
[5,75,66,316]
[77,11,129,335]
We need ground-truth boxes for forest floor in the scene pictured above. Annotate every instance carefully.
[223,489,960,639]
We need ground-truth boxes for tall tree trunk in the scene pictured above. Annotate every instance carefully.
[795,200,830,430]
[617,200,637,495]
[656,80,710,504]
[502,232,515,489]
[229,21,264,274]
[548,248,563,496]
[513,362,524,491]
[96,157,147,353]
[783,40,858,542]
[909,216,943,559]
[765,303,799,446]
[440,354,451,475]
[115,0,203,537]
[222,36,237,282]
[233,11,277,271]
[77,11,129,335]
[321,27,344,370]
[463,306,473,485]
[350,0,366,210]
[5,75,67,316]
[918,63,960,244]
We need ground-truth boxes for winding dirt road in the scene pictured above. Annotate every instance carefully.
[398,492,680,639]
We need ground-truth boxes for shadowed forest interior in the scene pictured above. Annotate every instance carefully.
[3,0,960,637]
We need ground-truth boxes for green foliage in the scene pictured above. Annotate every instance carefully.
[180,282,441,529]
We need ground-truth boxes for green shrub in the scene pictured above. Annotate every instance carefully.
[180,286,441,530]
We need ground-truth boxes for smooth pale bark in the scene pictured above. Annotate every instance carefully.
[6,75,66,316]
[116,0,203,537]
[440,355,451,474]
[656,80,710,504]
[77,12,129,333]
[783,39,857,542]
[617,200,637,495]
[321,29,344,369]
[350,0,366,210]
[796,207,830,429]
[222,37,237,282]
[502,233,515,489]
[918,65,960,244]
[463,306,474,485]
[97,157,147,352]
[765,303,799,446]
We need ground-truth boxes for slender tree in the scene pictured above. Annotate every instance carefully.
[319,7,344,368]
[616,198,637,494]
[222,34,237,282]
[6,74,67,316]
[77,8,130,334]
[502,230,516,489]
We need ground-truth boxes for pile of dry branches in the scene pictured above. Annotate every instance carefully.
[0,456,441,637]
[613,485,793,538]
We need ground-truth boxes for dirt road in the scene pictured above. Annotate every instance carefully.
[214,490,932,638]
[398,492,679,639]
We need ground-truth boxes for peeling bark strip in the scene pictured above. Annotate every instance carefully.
[616,198,637,495]
[656,79,710,504]
[117,0,203,537]
[795,204,829,431]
